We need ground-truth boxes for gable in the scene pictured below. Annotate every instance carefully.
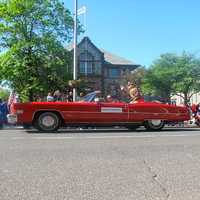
[67,37,140,67]
[78,37,103,61]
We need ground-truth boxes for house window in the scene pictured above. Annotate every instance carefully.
[79,51,94,74]
[94,62,101,75]
[109,68,121,78]
[80,61,93,74]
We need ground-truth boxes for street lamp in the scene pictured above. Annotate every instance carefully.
[73,0,78,102]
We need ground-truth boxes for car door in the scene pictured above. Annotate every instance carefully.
[97,102,128,123]
[128,102,167,122]
[62,102,100,123]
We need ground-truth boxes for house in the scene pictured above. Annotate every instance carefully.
[68,37,141,96]
[171,93,200,105]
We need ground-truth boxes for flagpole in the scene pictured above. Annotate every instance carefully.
[73,0,78,102]
[84,7,86,33]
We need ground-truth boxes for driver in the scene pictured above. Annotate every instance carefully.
[106,95,113,102]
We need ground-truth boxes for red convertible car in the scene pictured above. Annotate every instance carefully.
[7,92,190,132]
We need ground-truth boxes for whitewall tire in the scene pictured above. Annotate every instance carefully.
[144,120,165,131]
[35,112,60,132]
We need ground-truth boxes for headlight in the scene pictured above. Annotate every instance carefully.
[7,114,17,124]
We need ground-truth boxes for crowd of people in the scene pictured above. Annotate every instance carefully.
[45,90,73,102]
[33,81,143,104]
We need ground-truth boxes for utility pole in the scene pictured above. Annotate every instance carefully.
[73,0,78,102]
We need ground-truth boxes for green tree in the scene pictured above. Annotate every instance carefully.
[127,66,147,86]
[0,87,10,100]
[172,53,200,104]
[142,53,200,104]
[119,66,147,90]
[0,0,76,101]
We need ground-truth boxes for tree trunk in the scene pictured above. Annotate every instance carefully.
[184,93,188,105]
[29,89,33,102]
[162,92,171,104]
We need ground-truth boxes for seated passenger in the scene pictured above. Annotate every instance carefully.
[128,82,144,103]
[120,86,130,102]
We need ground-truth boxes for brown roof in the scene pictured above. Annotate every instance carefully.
[100,49,136,65]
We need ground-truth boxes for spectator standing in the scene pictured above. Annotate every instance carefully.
[195,103,200,116]
[36,95,42,102]
[53,90,62,102]
[0,98,9,129]
[67,91,73,102]
[7,91,19,112]
[47,92,54,102]
[62,93,69,102]
[77,92,85,102]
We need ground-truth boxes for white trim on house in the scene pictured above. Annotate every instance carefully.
[171,92,200,105]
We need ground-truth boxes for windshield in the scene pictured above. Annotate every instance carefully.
[82,91,101,102]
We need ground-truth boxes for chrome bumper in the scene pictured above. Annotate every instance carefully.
[7,114,17,124]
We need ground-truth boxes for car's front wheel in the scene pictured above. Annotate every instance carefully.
[35,112,61,132]
[144,120,165,131]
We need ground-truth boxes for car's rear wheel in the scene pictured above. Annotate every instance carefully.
[144,120,165,131]
[35,112,61,132]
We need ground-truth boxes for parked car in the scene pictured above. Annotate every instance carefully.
[7,92,190,132]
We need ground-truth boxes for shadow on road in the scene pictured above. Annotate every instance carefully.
[25,127,200,134]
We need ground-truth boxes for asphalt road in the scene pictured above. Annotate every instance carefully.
[1,127,200,200]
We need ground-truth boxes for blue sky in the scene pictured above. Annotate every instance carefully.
[63,0,200,67]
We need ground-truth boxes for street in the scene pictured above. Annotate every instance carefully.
[1,128,200,200]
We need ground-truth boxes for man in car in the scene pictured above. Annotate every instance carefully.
[106,95,114,103]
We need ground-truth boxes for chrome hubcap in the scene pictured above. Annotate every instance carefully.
[150,120,162,126]
[42,116,55,127]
